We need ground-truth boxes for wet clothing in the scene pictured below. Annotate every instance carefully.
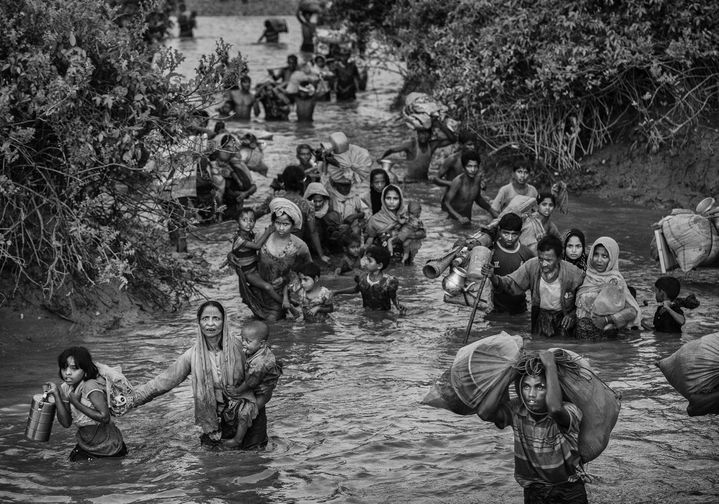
[491,242,533,314]
[356,272,399,311]
[653,303,684,333]
[256,191,316,245]
[332,61,360,101]
[247,346,282,400]
[60,379,126,458]
[492,183,539,214]
[523,480,588,504]
[337,254,362,275]
[290,283,334,322]
[231,229,260,272]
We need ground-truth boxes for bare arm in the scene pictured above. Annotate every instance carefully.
[380,140,412,160]
[430,118,457,149]
[540,351,571,428]
[475,190,498,218]
[233,226,273,252]
[662,302,686,325]
[432,156,457,186]
[444,178,469,223]
[45,382,72,428]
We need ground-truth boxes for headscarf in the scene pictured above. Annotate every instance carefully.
[191,300,246,434]
[576,236,642,327]
[304,182,330,219]
[366,184,406,237]
[270,197,303,230]
[562,228,588,271]
[367,168,389,214]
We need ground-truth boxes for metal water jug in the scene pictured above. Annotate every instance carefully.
[442,266,467,297]
[25,392,56,442]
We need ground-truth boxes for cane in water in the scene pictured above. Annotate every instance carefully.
[463,245,493,343]
[463,273,489,344]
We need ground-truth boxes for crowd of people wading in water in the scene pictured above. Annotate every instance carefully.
[40,4,718,504]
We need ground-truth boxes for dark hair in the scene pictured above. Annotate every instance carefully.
[365,245,391,271]
[297,261,321,279]
[370,168,389,186]
[238,207,256,219]
[563,228,586,250]
[536,192,556,206]
[461,150,480,168]
[197,300,225,322]
[57,347,99,381]
[240,75,251,84]
[214,121,226,134]
[343,233,362,248]
[498,212,522,232]
[655,276,681,300]
[280,165,306,193]
[314,55,326,63]
[536,234,563,258]
[383,185,402,205]
[457,130,474,145]
[271,211,296,226]
[512,158,532,172]
[287,54,298,62]
[296,143,312,155]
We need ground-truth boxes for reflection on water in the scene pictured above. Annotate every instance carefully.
[1,15,717,504]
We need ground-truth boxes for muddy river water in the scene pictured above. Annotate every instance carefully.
[1,15,717,504]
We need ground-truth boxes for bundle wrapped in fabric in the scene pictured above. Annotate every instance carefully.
[402,92,458,132]
[660,213,719,271]
[315,27,351,46]
[657,332,719,401]
[96,363,134,417]
[546,349,621,463]
[329,135,372,184]
[266,18,288,33]
[299,0,323,14]
[483,195,537,231]
[421,368,476,415]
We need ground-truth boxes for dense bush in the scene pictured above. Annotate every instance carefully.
[339,0,719,172]
[0,0,245,310]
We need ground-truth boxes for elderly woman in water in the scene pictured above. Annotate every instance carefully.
[130,301,280,450]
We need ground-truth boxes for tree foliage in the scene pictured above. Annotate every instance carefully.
[337,0,719,171]
[0,0,246,309]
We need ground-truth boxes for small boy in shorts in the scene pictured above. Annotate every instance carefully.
[222,321,282,449]
[335,246,405,313]
[488,350,587,504]
[227,208,283,304]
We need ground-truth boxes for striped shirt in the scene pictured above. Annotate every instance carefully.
[508,398,583,487]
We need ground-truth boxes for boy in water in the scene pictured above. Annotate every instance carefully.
[488,350,587,503]
[222,321,282,449]
[432,130,477,188]
[642,276,686,332]
[220,76,260,120]
[296,144,320,183]
[335,246,405,313]
[491,159,539,215]
[444,150,498,225]
[335,234,364,276]
[489,213,534,314]
[227,209,283,304]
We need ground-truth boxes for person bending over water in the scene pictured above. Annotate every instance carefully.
[443,150,497,225]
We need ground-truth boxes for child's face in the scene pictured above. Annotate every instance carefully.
[654,286,667,303]
[273,214,293,237]
[297,147,312,166]
[464,160,480,178]
[512,167,530,185]
[498,228,520,248]
[347,243,362,257]
[299,273,317,292]
[591,245,610,273]
[409,206,421,218]
[310,195,326,212]
[521,374,547,413]
[61,356,85,387]
[565,236,583,260]
[372,173,388,193]
[362,254,381,272]
[241,333,264,356]
[238,213,256,232]
[537,198,555,218]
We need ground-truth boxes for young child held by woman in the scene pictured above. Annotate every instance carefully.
[284,262,335,322]
[335,246,406,313]
[397,200,424,265]
[44,346,128,461]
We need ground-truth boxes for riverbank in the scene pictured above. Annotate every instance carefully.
[183,0,298,16]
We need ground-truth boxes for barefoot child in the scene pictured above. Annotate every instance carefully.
[487,350,587,503]
[334,234,363,276]
[284,262,334,321]
[397,200,424,265]
[227,208,283,305]
[335,246,406,313]
[222,321,281,449]
[44,347,128,461]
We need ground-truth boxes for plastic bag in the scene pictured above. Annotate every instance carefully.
[551,349,621,463]
[450,332,524,419]
[96,363,134,416]
[591,280,625,317]
[421,368,476,415]
[657,332,719,399]
[661,213,719,271]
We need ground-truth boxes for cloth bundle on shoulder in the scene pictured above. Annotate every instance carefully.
[421,332,523,417]
[657,332,719,402]
[661,213,719,271]
[484,195,537,231]
[548,349,621,463]
[402,92,459,132]
[96,363,134,417]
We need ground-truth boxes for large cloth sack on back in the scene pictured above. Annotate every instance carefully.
[658,332,719,399]
[450,332,524,420]
[330,143,372,183]
[661,213,719,271]
[402,92,458,132]
[421,368,476,415]
[551,349,621,463]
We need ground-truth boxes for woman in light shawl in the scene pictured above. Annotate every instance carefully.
[238,198,312,320]
[130,301,276,450]
[575,237,642,339]
[304,182,343,253]
[365,185,426,260]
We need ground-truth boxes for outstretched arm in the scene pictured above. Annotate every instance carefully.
[475,191,498,218]
[430,118,457,149]
[380,139,412,160]
[540,350,571,428]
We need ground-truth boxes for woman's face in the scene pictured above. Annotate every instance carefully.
[199,305,223,339]
[333,180,352,195]
[371,173,388,193]
[565,236,584,260]
[273,213,293,237]
[384,189,401,211]
[310,194,326,212]
[537,198,555,218]
[591,244,611,273]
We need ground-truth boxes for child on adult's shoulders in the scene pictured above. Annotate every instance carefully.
[284,262,334,322]
[334,246,406,314]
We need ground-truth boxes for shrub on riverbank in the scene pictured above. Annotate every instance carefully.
[336,0,719,174]
[0,0,244,318]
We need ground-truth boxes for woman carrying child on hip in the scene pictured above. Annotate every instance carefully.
[44,346,128,461]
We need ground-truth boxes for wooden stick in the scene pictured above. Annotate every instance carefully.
[463,274,488,344]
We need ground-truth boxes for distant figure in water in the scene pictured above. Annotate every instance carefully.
[177,4,196,38]
[257,19,280,43]
[331,49,360,102]
[218,75,260,120]
[296,7,317,55]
